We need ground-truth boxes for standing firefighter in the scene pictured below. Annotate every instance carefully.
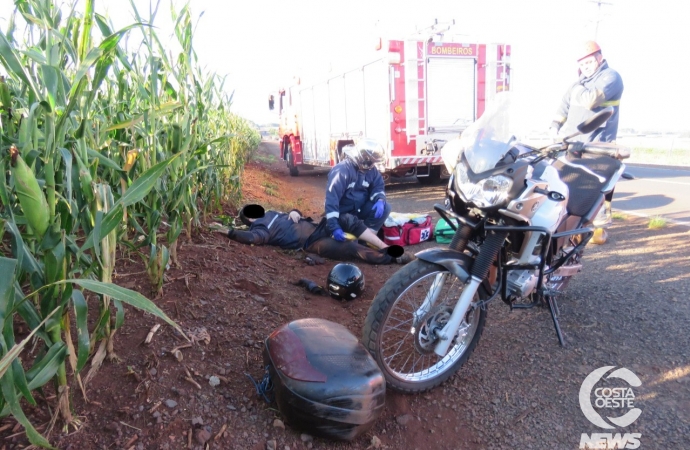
[325,139,391,240]
[550,41,624,142]
[550,41,624,244]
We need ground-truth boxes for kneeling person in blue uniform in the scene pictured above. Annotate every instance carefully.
[212,204,412,265]
[325,139,391,242]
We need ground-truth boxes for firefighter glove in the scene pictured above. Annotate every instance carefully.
[373,199,386,219]
[333,228,346,242]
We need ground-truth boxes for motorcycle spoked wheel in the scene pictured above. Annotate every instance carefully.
[362,260,488,393]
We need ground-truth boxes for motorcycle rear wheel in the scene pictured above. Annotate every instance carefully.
[362,260,487,393]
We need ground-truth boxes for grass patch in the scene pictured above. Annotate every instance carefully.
[262,181,278,197]
[252,152,279,164]
[612,211,627,220]
[626,147,690,166]
[648,216,668,229]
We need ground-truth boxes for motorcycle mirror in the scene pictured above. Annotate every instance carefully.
[576,107,614,134]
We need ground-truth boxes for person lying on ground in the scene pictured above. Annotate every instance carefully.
[209,204,414,265]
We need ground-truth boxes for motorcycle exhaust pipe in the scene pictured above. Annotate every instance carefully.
[434,276,482,357]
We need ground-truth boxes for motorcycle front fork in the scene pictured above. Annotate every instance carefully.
[433,277,482,356]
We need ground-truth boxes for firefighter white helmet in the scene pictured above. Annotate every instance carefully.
[342,139,385,171]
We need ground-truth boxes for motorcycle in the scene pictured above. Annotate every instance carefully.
[361,94,630,393]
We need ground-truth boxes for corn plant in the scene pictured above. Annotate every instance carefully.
[0,0,259,445]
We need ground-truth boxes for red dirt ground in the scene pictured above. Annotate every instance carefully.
[1,144,479,450]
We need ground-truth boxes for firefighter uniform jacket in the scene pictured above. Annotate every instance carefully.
[553,60,624,142]
[325,160,386,233]
[247,210,315,249]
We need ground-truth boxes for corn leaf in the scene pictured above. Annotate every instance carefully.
[0,33,40,100]
[40,64,59,111]
[86,148,123,173]
[113,299,124,330]
[0,257,17,324]
[115,152,183,207]
[59,148,73,201]
[93,14,134,71]
[0,371,54,448]
[0,306,60,381]
[26,342,67,390]
[63,280,186,339]
[11,359,35,406]
[15,284,51,346]
[3,221,44,284]
[102,114,143,132]
[71,290,90,372]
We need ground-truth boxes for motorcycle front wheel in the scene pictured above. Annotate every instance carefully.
[362,260,487,393]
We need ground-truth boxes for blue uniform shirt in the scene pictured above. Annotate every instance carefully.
[325,160,386,232]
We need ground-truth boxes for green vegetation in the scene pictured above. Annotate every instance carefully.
[0,0,259,445]
[611,211,627,220]
[648,216,668,229]
[626,147,690,166]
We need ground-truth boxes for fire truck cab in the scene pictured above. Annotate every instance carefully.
[273,21,511,183]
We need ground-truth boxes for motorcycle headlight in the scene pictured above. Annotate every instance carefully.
[455,163,513,208]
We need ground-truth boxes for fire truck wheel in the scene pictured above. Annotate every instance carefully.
[287,144,299,177]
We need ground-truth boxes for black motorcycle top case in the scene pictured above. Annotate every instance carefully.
[263,318,386,441]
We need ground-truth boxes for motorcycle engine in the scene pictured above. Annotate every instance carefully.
[506,269,539,298]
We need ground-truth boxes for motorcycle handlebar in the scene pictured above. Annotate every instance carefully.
[568,142,631,160]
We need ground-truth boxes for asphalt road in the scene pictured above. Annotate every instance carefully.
[263,140,690,226]
[614,165,690,226]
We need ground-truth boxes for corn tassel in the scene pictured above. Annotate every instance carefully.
[9,145,49,238]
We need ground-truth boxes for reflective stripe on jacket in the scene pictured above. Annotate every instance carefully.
[554,60,624,143]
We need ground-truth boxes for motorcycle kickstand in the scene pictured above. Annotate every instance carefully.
[547,295,566,346]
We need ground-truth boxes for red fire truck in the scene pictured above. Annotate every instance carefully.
[274,23,511,183]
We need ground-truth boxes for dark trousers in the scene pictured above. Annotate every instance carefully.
[305,238,393,265]
[351,200,392,232]
[304,216,393,264]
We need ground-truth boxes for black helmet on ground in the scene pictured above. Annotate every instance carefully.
[327,263,365,301]
[239,204,265,226]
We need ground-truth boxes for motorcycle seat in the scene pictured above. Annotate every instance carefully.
[553,155,622,217]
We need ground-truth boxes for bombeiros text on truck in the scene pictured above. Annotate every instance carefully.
[269,20,511,184]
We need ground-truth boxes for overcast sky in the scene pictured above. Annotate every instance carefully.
[1,0,688,132]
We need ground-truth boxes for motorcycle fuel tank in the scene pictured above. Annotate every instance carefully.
[531,165,569,233]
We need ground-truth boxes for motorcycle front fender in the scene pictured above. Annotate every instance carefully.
[415,248,473,283]
[415,248,494,295]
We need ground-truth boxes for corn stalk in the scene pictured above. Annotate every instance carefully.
[0,0,258,446]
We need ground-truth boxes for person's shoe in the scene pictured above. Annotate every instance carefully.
[395,252,416,264]
[591,227,608,245]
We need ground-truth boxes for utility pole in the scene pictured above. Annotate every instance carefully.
[590,0,613,40]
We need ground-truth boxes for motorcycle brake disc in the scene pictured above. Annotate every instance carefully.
[413,304,454,355]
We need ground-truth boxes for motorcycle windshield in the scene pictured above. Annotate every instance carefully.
[457,93,513,173]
